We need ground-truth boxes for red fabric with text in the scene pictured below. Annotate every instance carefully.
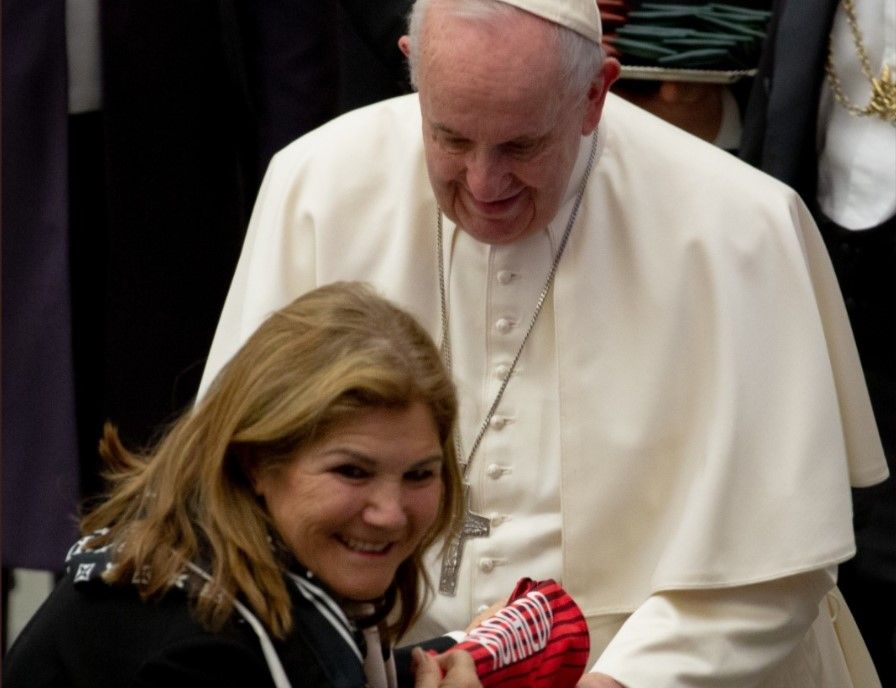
[443,578,590,688]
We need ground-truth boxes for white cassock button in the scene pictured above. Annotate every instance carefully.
[495,318,513,334]
[496,270,514,285]
[489,415,507,430]
[494,363,511,380]
[486,463,504,479]
[478,558,495,573]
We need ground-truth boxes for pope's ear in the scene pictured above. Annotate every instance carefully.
[398,35,411,58]
[582,57,621,135]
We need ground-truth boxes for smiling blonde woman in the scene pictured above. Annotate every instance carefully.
[3,282,478,688]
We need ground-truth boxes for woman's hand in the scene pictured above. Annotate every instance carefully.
[412,647,482,688]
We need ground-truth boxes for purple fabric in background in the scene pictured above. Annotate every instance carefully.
[2,0,81,571]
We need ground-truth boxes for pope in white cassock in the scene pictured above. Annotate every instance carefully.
[199,0,890,685]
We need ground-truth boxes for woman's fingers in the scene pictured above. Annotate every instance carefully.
[412,647,482,688]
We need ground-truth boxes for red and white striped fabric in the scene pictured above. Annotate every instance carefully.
[444,578,590,688]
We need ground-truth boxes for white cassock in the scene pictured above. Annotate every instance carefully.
[199,93,889,687]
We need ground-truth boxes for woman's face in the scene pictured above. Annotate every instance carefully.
[253,402,445,600]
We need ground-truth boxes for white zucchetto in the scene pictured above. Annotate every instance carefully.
[495,0,603,44]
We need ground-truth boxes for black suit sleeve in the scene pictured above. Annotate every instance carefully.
[130,633,276,688]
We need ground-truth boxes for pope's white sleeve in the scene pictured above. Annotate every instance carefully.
[591,567,835,687]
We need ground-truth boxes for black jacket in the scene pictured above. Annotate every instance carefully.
[3,560,366,687]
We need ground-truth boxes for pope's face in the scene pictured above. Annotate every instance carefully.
[413,6,612,245]
[252,402,444,601]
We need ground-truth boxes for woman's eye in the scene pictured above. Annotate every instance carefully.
[333,465,369,479]
[404,468,436,483]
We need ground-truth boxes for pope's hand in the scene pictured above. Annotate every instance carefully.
[576,672,626,688]
[412,647,482,688]
[465,599,507,632]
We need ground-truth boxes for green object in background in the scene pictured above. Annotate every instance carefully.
[610,1,772,72]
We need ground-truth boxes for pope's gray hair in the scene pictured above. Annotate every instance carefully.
[405,0,605,106]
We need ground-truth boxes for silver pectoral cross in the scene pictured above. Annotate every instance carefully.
[439,483,491,596]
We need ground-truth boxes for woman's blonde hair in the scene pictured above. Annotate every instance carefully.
[81,282,461,642]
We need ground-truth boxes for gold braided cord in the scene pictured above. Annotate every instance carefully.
[824,0,896,123]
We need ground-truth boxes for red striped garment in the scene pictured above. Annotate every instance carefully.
[444,578,590,688]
